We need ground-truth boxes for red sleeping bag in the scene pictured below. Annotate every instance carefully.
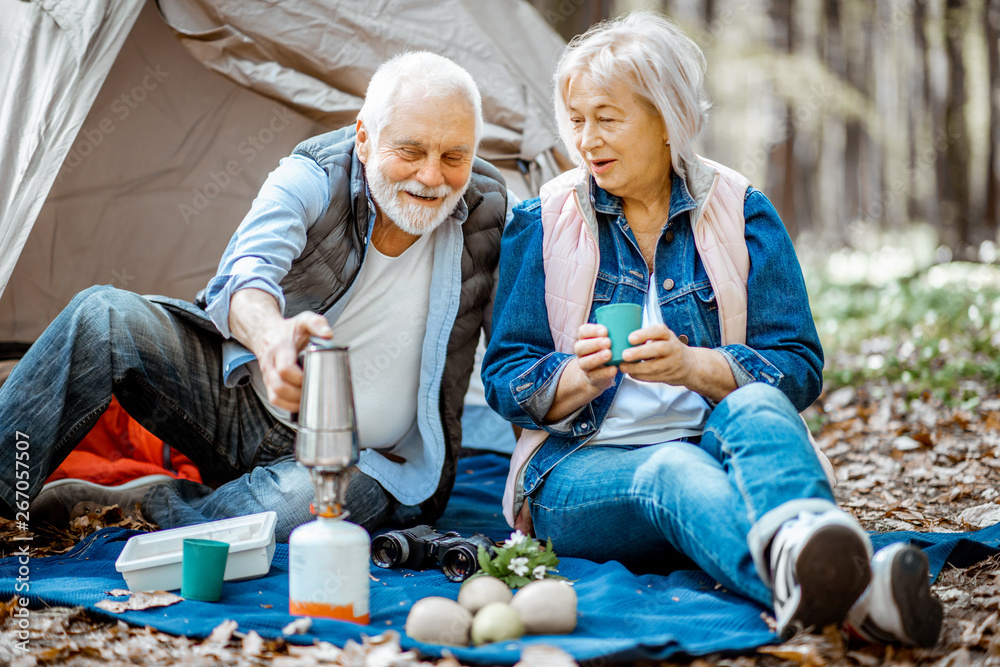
[45,397,202,486]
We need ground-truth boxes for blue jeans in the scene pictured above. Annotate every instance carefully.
[0,286,394,541]
[527,384,838,607]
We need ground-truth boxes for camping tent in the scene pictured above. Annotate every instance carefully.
[0,0,566,350]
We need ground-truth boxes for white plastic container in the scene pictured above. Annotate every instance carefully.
[289,515,370,623]
[115,511,277,592]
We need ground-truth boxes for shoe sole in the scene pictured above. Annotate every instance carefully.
[39,474,175,492]
[891,546,943,647]
[31,474,174,525]
[782,524,872,640]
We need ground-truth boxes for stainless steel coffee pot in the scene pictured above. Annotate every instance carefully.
[295,340,360,472]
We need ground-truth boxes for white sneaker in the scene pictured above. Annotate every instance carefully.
[845,543,943,647]
[770,510,873,640]
[29,474,173,525]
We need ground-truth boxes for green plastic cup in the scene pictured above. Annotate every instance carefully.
[595,303,642,365]
[181,539,230,602]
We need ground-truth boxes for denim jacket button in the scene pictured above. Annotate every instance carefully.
[662,278,675,291]
[664,230,675,243]
[580,422,590,430]
[677,334,689,345]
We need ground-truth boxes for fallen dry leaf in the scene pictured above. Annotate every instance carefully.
[758,643,826,665]
[94,591,182,613]
[958,503,1000,528]
[286,640,344,662]
[282,617,312,636]
[514,644,579,666]
[0,596,21,622]
[205,619,238,645]
[337,631,428,666]
[242,629,264,657]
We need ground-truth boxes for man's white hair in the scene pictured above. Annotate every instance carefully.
[358,51,484,149]
[553,11,710,179]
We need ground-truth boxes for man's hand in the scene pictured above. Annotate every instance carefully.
[256,312,333,411]
[228,288,333,412]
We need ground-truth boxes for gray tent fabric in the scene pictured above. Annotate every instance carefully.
[0,0,144,301]
[0,1,329,345]
[0,0,565,346]
[156,0,564,172]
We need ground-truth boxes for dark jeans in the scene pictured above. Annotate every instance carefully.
[0,285,395,541]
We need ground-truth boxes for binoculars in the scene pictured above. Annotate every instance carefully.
[371,525,496,582]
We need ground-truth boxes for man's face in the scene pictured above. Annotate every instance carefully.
[357,88,477,236]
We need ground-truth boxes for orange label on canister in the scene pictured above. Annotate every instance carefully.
[289,599,370,624]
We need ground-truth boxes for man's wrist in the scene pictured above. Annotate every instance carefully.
[229,288,284,356]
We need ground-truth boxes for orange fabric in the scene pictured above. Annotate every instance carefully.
[46,397,202,486]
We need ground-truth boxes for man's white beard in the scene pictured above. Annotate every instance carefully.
[366,152,469,236]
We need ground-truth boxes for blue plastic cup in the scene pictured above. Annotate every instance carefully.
[595,304,642,365]
[181,538,229,602]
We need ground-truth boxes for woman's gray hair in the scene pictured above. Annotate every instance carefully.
[553,11,710,178]
[359,51,483,150]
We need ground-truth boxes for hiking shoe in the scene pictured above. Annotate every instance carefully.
[770,510,873,640]
[29,475,173,525]
[845,543,943,647]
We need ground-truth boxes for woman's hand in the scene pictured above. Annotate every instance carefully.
[570,323,619,393]
[618,324,691,386]
[619,324,738,402]
[543,323,618,422]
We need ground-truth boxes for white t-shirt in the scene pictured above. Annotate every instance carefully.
[588,272,711,446]
[249,231,436,450]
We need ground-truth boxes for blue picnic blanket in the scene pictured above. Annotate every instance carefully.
[3,453,999,664]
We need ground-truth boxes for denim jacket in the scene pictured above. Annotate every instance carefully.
[481,172,824,503]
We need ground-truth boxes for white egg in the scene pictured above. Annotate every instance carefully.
[471,601,525,646]
[458,575,513,614]
[510,579,577,634]
[404,596,473,647]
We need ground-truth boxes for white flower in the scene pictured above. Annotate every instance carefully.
[503,530,527,549]
[532,565,547,580]
[509,557,529,577]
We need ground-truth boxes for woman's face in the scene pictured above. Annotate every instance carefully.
[565,73,673,206]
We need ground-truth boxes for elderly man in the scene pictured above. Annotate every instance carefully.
[1,51,508,542]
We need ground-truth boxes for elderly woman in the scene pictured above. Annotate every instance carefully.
[482,11,941,646]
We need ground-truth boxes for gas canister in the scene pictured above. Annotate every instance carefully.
[288,513,370,623]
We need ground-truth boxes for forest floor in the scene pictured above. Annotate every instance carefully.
[2,260,1000,666]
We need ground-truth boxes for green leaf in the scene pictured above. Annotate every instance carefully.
[482,533,572,589]
[494,549,514,574]
[478,545,497,576]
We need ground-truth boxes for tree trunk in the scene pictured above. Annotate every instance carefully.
[909,0,933,225]
[986,0,1000,243]
[943,0,971,255]
[843,1,868,229]
[821,0,850,245]
[765,0,798,237]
